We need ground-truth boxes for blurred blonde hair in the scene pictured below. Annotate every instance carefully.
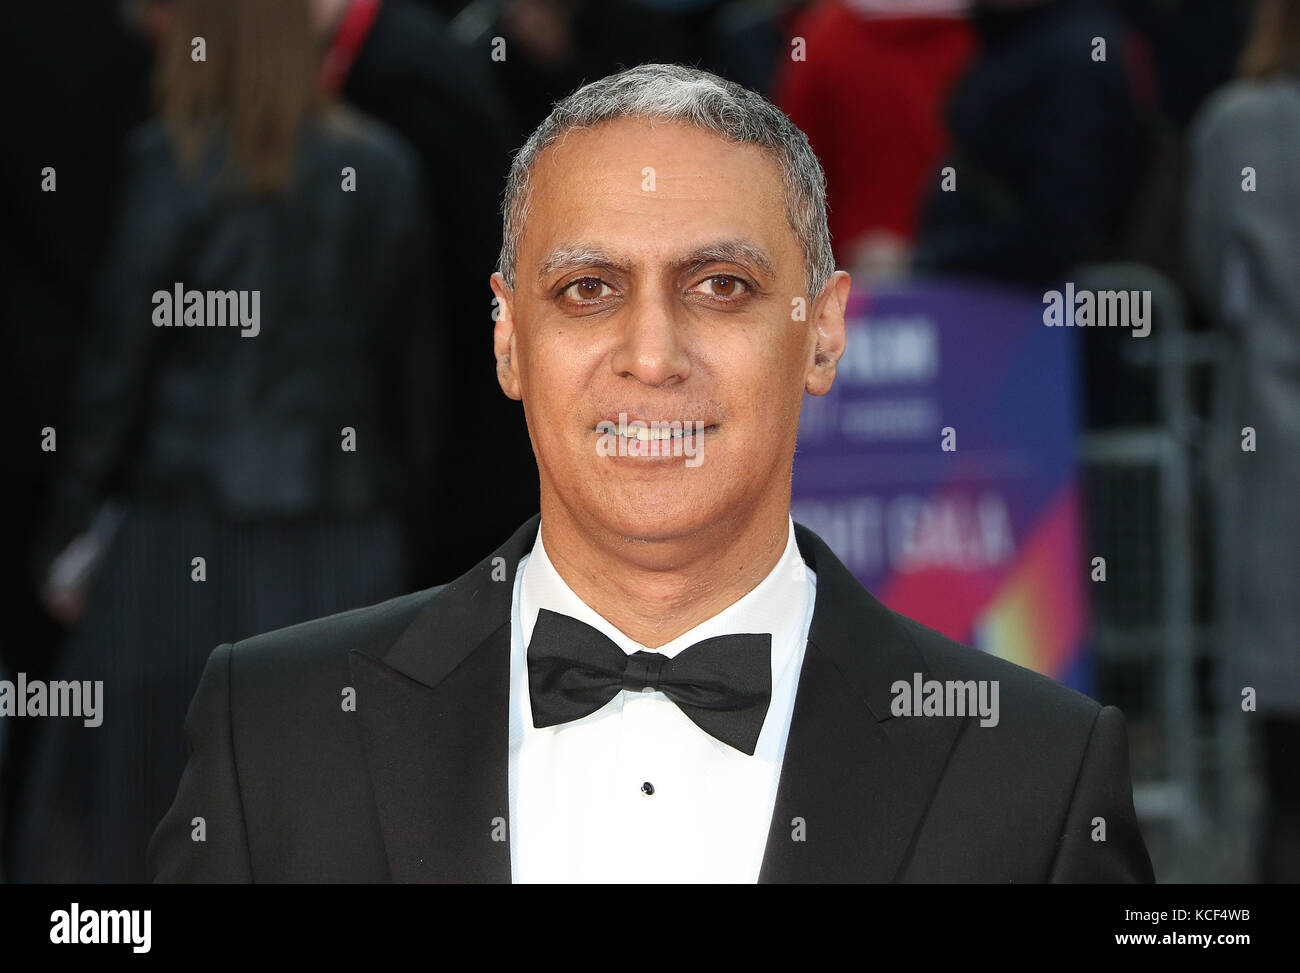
[1239,0,1300,79]
[156,0,321,194]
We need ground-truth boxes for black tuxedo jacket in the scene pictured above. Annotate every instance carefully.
[147,513,1155,882]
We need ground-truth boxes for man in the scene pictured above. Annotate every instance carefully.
[148,63,1154,883]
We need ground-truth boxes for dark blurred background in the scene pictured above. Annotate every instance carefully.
[0,0,1294,883]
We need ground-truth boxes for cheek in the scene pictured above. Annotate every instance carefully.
[735,348,806,439]
[731,328,803,403]
[517,326,563,391]
[518,332,597,428]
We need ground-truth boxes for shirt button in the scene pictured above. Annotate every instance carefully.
[641,781,655,796]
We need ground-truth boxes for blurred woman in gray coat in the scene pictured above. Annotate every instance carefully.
[1186,0,1300,883]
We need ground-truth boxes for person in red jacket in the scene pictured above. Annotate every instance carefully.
[773,0,974,279]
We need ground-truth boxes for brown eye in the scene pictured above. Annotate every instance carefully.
[564,277,612,301]
[692,274,749,299]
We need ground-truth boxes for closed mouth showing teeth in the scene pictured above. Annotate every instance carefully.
[617,427,700,441]
[595,423,715,441]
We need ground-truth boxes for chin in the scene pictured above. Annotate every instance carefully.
[592,484,724,542]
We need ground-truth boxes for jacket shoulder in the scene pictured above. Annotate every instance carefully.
[1192,79,1300,147]
[314,106,423,180]
[889,609,1102,729]
[883,610,1149,882]
[228,585,445,687]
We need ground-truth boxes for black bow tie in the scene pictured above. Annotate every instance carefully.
[526,608,773,755]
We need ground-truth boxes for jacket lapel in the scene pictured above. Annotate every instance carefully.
[348,514,543,883]
[758,523,968,882]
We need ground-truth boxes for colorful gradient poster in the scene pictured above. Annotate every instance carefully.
[792,276,1089,691]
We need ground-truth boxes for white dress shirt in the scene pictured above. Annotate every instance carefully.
[508,516,817,883]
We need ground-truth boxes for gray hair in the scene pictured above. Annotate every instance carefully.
[497,63,835,298]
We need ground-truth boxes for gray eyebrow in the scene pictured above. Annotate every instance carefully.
[676,240,776,280]
[536,246,628,281]
[536,239,776,283]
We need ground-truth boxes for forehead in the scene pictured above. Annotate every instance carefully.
[519,117,797,277]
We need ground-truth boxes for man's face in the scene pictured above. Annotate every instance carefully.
[491,117,848,547]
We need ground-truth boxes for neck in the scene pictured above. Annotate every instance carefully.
[537,493,792,649]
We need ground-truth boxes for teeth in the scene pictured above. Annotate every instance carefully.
[617,426,692,440]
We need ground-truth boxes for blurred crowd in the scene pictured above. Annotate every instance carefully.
[0,0,1295,882]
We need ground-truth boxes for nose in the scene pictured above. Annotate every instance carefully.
[610,291,691,387]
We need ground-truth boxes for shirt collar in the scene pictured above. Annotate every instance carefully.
[519,516,813,668]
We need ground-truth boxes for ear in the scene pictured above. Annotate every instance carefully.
[490,272,522,401]
[805,270,851,396]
